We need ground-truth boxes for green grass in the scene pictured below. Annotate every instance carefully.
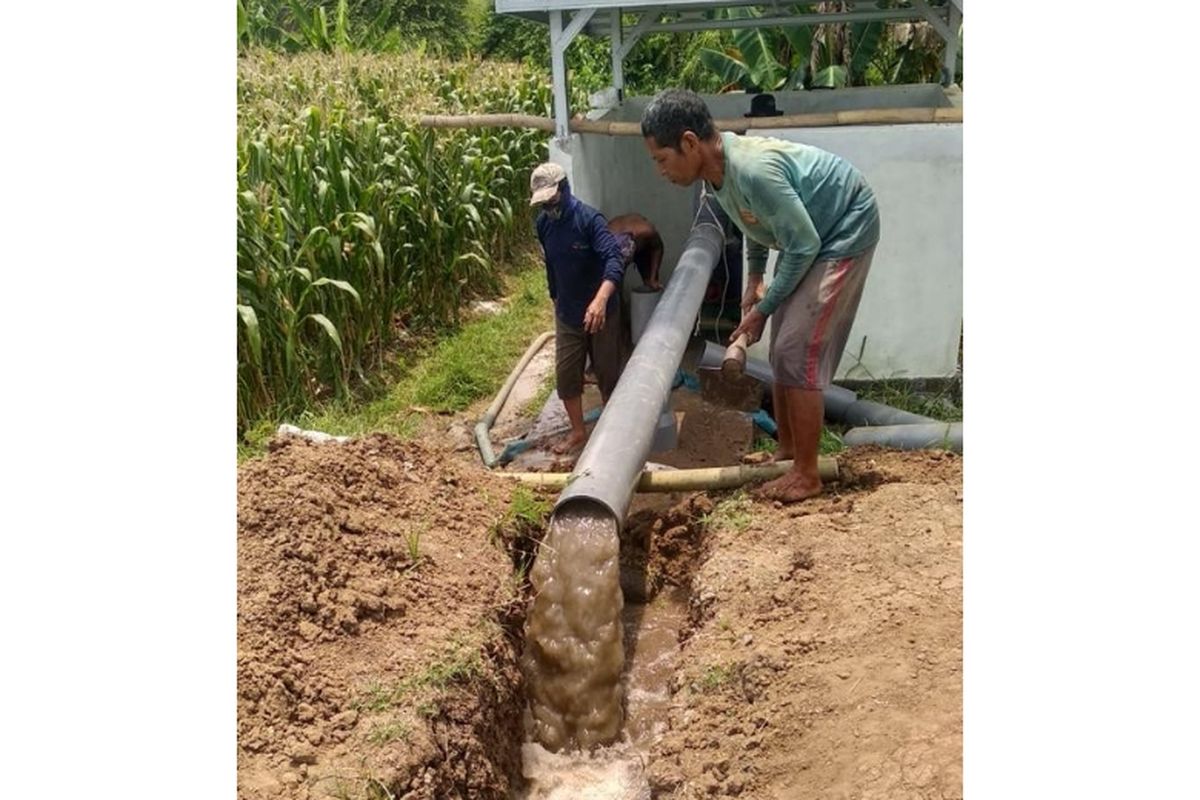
[353,640,485,714]
[520,370,557,418]
[395,261,552,413]
[697,664,733,691]
[507,486,552,528]
[404,522,426,565]
[751,435,777,454]
[852,379,963,422]
[238,258,553,461]
[419,648,483,690]
[365,719,411,746]
[488,484,552,547]
[702,490,754,534]
[753,427,843,456]
[819,427,845,454]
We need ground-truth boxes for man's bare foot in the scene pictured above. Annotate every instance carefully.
[753,471,822,503]
[552,431,587,455]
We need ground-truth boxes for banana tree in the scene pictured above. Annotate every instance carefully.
[696,4,886,91]
[802,18,885,88]
[697,7,788,92]
[284,0,352,53]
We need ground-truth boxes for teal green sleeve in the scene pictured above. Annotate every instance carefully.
[746,165,822,317]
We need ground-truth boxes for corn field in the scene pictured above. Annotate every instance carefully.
[237,50,550,434]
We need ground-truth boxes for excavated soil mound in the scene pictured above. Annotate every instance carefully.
[238,416,962,800]
[644,447,963,799]
[237,433,533,800]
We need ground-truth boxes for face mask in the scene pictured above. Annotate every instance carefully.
[543,203,562,220]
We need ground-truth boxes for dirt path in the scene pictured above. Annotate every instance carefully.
[238,398,961,799]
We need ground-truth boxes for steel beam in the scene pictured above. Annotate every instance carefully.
[941,3,963,86]
[643,7,930,35]
[549,10,570,140]
[611,8,624,99]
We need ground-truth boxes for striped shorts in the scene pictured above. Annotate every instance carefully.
[769,245,876,390]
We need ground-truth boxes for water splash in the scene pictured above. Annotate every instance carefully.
[522,504,626,752]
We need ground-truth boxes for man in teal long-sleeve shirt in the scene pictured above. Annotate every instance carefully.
[641,89,880,503]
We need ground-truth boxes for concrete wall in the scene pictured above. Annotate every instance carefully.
[549,85,962,381]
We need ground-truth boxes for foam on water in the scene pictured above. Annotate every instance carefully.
[521,507,689,796]
[522,505,627,752]
[520,741,651,800]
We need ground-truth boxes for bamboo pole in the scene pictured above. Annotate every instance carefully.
[503,457,839,493]
[418,107,962,135]
[420,113,556,132]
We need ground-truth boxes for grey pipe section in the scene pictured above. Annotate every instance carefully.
[696,342,932,425]
[555,222,725,525]
[630,287,662,345]
[843,422,963,453]
[632,287,677,451]
[822,384,858,420]
[699,341,860,421]
[839,399,936,427]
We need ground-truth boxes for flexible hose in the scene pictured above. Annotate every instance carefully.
[475,331,555,467]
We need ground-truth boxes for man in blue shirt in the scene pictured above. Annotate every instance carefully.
[641,89,880,504]
[531,162,629,455]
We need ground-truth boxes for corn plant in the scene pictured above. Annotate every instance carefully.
[237,50,551,433]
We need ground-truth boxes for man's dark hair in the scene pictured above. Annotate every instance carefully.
[640,89,716,150]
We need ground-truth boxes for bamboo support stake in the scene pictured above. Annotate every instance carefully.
[420,113,556,132]
[503,457,839,493]
[418,107,962,135]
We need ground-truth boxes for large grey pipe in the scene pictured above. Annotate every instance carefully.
[629,287,662,344]
[555,222,724,525]
[839,398,936,427]
[630,287,677,452]
[843,422,963,453]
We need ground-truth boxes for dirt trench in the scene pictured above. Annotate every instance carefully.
[238,402,961,799]
[237,433,533,799]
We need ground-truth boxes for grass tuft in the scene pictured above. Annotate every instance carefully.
[819,427,845,454]
[852,379,962,422]
[751,435,777,454]
[520,371,557,418]
[489,485,552,547]
[352,641,484,714]
[697,664,733,691]
[366,719,411,746]
[701,491,754,534]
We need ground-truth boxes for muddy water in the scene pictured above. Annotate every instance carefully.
[620,589,688,747]
[522,530,688,799]
[522,505,627,752]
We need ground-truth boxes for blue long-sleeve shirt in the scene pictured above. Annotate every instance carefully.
[535,180,625,329]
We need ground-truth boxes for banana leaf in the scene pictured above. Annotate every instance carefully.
[811,64,848,89]
[849,21,885,81]
[698,47,751,88]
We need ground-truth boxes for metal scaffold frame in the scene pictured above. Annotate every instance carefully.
[495,1,964,140]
